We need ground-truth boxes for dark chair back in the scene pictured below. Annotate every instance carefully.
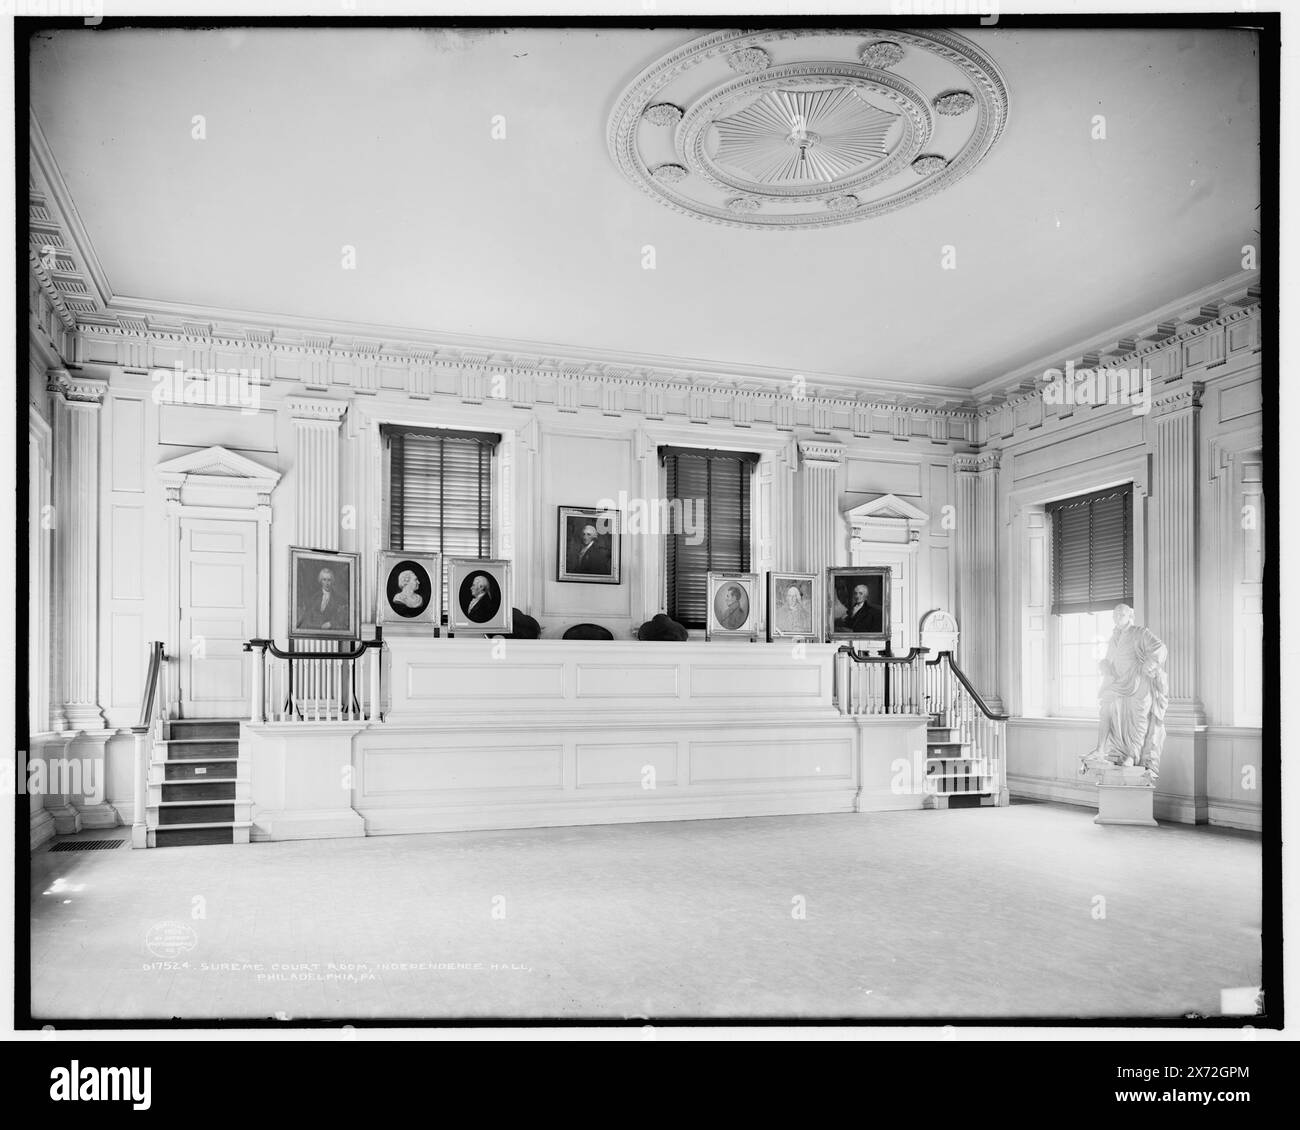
[562,623,614,641]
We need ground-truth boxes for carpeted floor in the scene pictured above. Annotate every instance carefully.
[29,802,1263,1022]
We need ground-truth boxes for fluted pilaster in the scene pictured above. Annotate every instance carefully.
[797,440,844,579]
[47,369,108,731]
[953,451,1001,708]
[1148,383,1205,722]
[289,398,347,550]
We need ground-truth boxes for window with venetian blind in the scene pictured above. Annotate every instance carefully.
[661,446,758,629]
[1046,484,1134,715]
[1046,484,1133,614]
[384,425,498,616]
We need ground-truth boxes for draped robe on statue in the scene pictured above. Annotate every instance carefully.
[1091,619,1169,779]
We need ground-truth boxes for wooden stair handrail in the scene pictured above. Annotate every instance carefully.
[133,640,166,734]
[925,650,1009,722]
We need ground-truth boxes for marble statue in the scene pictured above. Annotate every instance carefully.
[1078,603,1169,782]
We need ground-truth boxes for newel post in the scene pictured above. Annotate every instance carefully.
[368,628,383,722]
[130,726,148,849]
[248,642,265,723]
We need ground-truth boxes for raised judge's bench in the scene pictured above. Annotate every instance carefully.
[244,638,929,840]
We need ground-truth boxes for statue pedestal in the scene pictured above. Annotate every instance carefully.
[1094,767,1157,826]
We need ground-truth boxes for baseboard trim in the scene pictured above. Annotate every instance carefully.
[1010,774,1208,825]
[251,808,366,842]
[30,809,55,850]
[1207,799,1263,832]
[1008,774,1097,810]
[358,788,862,837]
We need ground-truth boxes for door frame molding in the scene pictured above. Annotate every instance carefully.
[156,446,280,711]
[843,494,929,653]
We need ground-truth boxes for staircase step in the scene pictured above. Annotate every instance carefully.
[161,781,237,802]
[169,720,240,740]
[154,825,235,847]
[161,758,239,781]
[165,739,239,759]
[157,802,235,825]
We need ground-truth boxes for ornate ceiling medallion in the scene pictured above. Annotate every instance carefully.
[607,28,1009,231]
[713,87,898,184]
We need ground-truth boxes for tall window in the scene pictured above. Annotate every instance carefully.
[385,425,498,615]
[661,446,757,628]
[1046,485,1133,715]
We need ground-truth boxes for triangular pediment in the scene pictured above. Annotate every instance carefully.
[156,445,281,485]
[843,493,929,524]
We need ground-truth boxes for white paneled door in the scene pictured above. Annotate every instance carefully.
[179,518,258,718]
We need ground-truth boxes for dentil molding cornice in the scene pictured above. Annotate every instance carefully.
[974,274,1260,414]
[287,397,349,423]
[1150,381,1206,419]
[46,368,107,405]
[797,439,846,467]
[951,451,1001,473]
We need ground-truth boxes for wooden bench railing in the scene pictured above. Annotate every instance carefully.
[834,644,931,715]
[243,630,385,723]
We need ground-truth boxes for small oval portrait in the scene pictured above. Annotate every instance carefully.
[713,582,750,631]
[385,560,432,618]
[459,570,502,624]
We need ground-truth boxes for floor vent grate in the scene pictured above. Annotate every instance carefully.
[49,839,127,852]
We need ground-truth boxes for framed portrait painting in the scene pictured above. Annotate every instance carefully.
[827,566,891,644]
[290,547,360,640]
[447,558,512,635]
[377,551,440,630]
[767,572,820,642]
[706,571,759,641]
[557,505,620,584]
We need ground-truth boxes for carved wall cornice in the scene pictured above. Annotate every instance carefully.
[797,439,846,467]
[46,369,108,406]
[974,272,1260,414]
[70,305,987,414]
[29,111,111,327]
[952,450,1001,473]
[1150,381,1205,419]
[287,396,349,423]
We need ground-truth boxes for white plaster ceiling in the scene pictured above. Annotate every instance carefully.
[29,25,1260,390]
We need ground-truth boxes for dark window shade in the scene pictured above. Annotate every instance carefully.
[663,448,755,628]
[385,426,498,615]
[1047,485,1133,615]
